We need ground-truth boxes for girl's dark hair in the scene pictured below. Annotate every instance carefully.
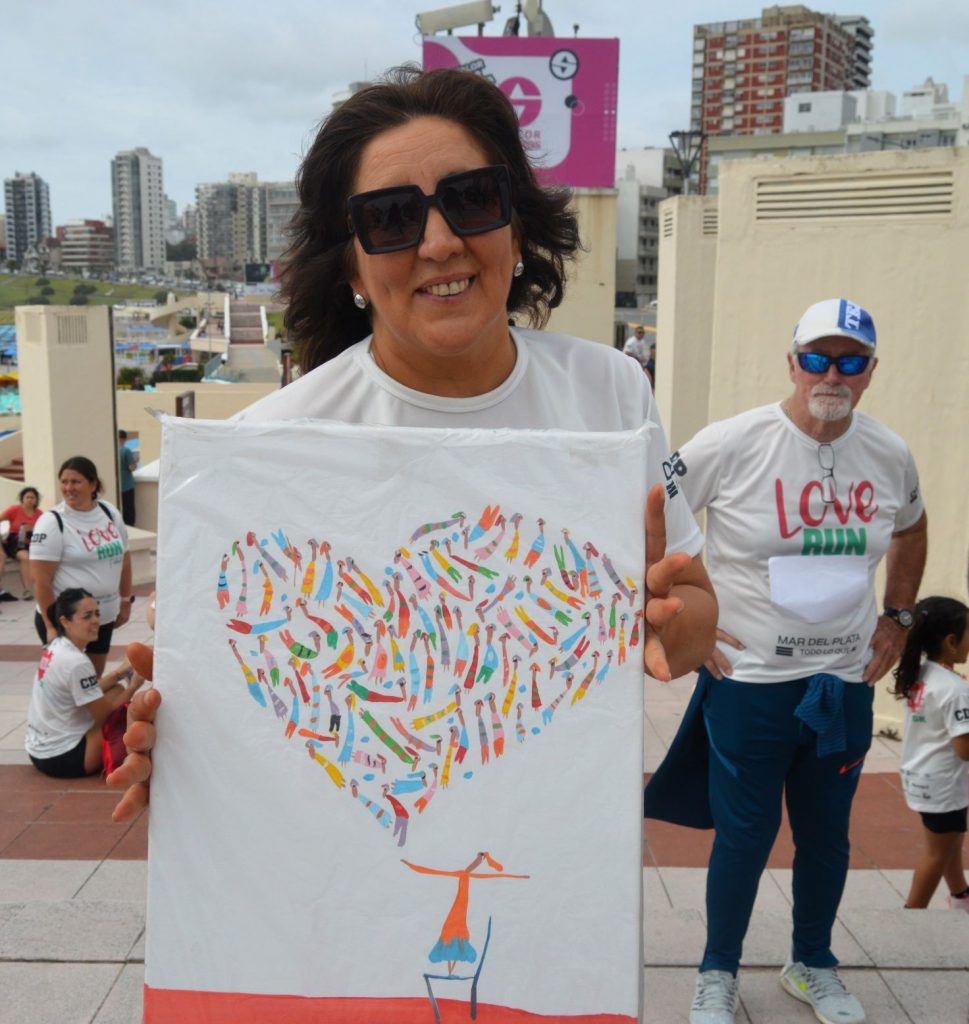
[18,486,39,502]
[58,456,102,497]
[48,588,95,636]
[281,64,581,372]
[893,596,969,700]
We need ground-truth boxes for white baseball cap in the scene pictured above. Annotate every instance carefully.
[792,298,876,350]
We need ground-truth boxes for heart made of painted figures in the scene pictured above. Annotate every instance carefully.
[215,506,643,847]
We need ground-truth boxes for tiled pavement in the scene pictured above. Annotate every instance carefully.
[1,590,968,1022]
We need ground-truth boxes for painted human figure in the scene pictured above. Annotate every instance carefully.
[402,852,529,974]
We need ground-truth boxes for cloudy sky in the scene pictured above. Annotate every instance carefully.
[6,0,968,222]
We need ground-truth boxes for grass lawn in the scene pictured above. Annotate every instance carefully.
[0,275,168,324]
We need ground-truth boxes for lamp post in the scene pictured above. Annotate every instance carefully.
[668,130,705,196]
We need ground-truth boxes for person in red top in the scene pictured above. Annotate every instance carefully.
[0,486,42,601]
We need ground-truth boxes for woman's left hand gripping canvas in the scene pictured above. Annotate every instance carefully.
[145,416,650,1024]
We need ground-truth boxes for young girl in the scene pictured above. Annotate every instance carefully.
[25,588,144,779]
[894,596,969,909]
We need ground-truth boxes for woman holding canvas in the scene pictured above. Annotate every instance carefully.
[109,66,717,819]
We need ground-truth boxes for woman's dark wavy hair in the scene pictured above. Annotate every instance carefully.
[893,596,968,701]
[281,64,581,372]
[58,456,102,498]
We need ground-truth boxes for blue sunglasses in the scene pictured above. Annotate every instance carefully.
[796,352,871,376]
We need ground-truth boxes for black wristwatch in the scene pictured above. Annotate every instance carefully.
[883,607,914,629]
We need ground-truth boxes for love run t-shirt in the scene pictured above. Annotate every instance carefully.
[29,501,128,622]
[678,403,923,682]
[900,660,969,813]
[25,636,101,758]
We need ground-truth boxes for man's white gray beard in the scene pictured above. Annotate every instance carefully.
[808,384,852,421]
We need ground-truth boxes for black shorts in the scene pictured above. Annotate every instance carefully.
[29,736,90,779]
[2,535,20,559]
[34,612,114,655]
[920,807,968,834]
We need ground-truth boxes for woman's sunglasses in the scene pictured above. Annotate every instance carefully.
[796,352,871,376]
[347,165,512,254]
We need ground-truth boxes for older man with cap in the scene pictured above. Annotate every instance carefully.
[647,299,927,1024]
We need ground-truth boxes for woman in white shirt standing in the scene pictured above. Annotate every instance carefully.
[894,596,969,909]
[26,588,144,778]
[29,456,133,676]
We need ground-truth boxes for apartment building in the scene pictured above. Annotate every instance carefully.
[3,171,52,266]
[690,6,872,191]
[58,219,114,274]
[111,148,165,272]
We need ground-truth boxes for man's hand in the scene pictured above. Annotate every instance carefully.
[703,627,745,680]
[106,642,159,822]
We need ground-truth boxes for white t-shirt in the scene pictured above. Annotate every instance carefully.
[623,334,648,364]
[29,501,129,622]
[25,636,101,759]
[678,403,924,682]
[239,328,703,559]
[900,660,969,813]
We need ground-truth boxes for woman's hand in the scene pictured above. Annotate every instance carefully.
[106,642,158,822]
[114,599,132,629]
[643,484,718,682]
[703,627,745,680]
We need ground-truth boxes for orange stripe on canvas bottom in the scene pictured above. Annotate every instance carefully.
[143,988,636,1024]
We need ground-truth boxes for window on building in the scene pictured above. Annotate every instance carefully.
[798,101,812,113]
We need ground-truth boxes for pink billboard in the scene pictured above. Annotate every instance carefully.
[422,36,619,189]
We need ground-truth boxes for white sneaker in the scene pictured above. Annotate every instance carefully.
[948,892,969,911]
[690,969,738,1024]
[780,958,865,1024]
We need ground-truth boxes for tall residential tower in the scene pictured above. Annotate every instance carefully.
[111,148,165,272]
[690,6,873,191]
[3,171,52,267]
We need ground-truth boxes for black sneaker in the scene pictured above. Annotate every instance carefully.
[0,591,19,602]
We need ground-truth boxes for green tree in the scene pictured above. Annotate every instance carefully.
[40,286,54,296]
[69,295,89,305]
[117,366,145,388]
[25,296,50,304]
[35,277,50,286]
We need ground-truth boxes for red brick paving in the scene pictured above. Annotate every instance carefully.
[0,765,145,860]
[644,773,924,869]
[1,763,919,867]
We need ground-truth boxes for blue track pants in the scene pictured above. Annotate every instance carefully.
[699,671,873,975]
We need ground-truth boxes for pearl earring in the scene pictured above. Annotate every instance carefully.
[513,261,524,278]
[353,293,368,310]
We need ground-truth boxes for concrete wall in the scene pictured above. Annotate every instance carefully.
[117,381,279,465]
[654,196,718,451]
[659,146,969,730]
[546,188,617,346]
[15,305,119,507]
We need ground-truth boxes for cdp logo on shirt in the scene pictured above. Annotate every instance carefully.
[80,674,99,691]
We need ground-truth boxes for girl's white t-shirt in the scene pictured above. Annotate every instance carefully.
[900,659,969,813]
[29,501,128,622]
[25,636,101,759]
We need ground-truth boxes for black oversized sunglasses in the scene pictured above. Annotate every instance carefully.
[796,352,871,376]
[347,165,512,254]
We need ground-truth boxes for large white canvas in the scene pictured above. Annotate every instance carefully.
[146,416,649,1023]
